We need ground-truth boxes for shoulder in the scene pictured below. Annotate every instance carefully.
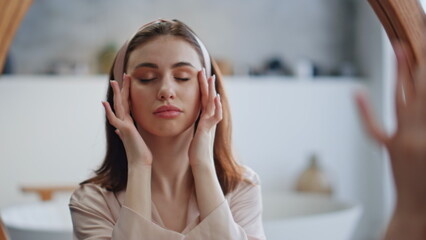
[226,165,261,200]
[69,183,122,226]
[69,183,119,209]
[241,165,261,185]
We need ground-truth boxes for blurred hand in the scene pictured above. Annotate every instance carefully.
[355,41,426,213]
[102,74,153,166]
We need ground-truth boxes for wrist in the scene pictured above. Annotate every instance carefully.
[127,154,153,167]
[191,161,218,182]
[128,161,152,174]
[190,160,215,173]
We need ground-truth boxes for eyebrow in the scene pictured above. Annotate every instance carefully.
[134,62,196,70]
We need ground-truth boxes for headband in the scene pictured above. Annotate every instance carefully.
[112,19,212,87]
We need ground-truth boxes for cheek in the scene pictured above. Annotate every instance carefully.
[130,86,151,114]
[187,84,201,105]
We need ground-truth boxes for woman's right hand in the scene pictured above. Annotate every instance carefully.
[356,41,426,239]
[102,74,153,166]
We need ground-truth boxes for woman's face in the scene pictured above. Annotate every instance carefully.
[126,35,203,137]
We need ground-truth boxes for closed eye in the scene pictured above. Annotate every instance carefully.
[176,77,190,81]
[138,78,156,83]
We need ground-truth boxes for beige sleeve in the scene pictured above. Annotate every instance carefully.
[69,184,184,240]
[186,167,266,240]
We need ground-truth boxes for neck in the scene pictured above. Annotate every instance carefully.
[139,126,195,198]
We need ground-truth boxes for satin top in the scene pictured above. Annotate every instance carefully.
[69,166,266,240]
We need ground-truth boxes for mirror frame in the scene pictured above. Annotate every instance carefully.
[368,0,425,83]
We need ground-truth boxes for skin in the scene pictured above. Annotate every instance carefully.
[102,35,224,232]
[355,41,426,240]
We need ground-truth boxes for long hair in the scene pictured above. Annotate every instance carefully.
[82,20,245,195]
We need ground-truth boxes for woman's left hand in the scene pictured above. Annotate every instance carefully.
[188,69,223,168]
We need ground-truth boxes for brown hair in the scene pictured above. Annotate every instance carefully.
[82,20,245,195]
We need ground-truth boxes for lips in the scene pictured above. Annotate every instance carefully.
[154,105,182,113]
[153,105,182,119]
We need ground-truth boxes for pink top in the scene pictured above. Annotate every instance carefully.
[69,166,266,240]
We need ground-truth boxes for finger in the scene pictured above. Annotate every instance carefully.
[115,129,122,138]
[111,80,125,119]
[397,42,416,102]
[128,76,133,110]
[214,93,223,123]
[122,74,130,113]
[198,69,209,109]
[205,75,216,117]
[102,101,119,128]
[394,43,409,123]
[354,90,389,145]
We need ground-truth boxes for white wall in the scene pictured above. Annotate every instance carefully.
[0,76,108,205]
[227,77,368,198]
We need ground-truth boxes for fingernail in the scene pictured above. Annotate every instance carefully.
[212,74,216,81]
[123,73,127,80]
[217,93,220,99]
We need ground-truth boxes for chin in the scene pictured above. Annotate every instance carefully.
[139,122,195,138]
[152,129,183,137]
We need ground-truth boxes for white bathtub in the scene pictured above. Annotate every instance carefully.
[263,192,362,240]
[1,198,73,240]
[1,192,361,240]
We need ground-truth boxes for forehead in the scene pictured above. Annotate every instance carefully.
[127,35,202,70]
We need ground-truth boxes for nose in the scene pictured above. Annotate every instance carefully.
[157,78,176,100]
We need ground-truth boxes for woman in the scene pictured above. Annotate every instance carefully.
[69,19,265,240]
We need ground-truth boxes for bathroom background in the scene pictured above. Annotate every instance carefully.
[7,0,357,76]
[0,0,407,239]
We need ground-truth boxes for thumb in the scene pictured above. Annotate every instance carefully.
[115,129,121,138]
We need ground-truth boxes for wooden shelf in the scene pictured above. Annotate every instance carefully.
[21,185,78,201]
